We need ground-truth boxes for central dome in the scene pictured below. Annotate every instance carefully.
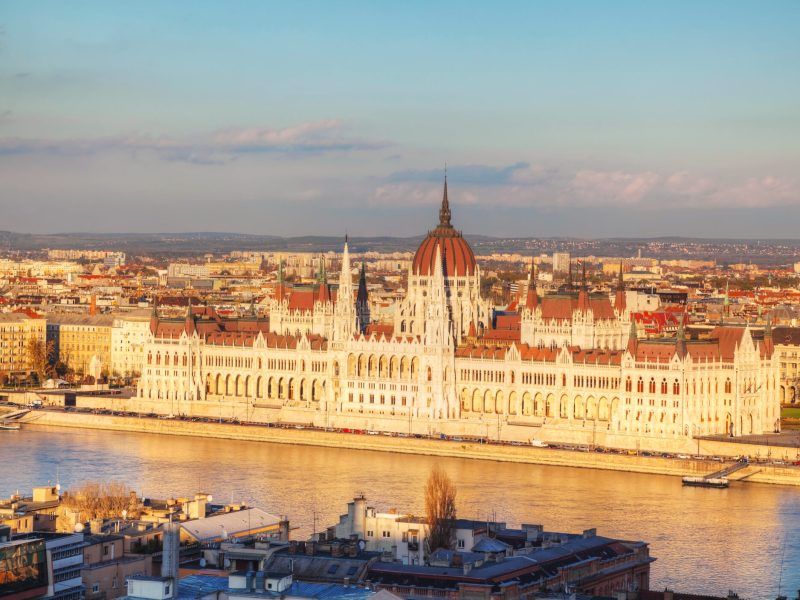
[412,178,477,277]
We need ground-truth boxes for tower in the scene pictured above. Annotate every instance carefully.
[356,259,370,334]
[334,238,357,341]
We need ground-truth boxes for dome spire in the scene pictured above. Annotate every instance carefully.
[439,167,451,227]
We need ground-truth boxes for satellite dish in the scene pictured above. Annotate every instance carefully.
[207,495,213,502]
[55,483,61,492]
[199,558,207,568]
[74,523,85,532]
[358,540,366,552]
[224,559,231,569]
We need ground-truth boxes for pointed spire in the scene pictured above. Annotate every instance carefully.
[627,318,638,355]
[184,298,195,335]
[525,259,538,311]
[439,171,451,228]
[276,260,285,302]
[673,306,688,358]
[357,259,368,305]
[615,262,626,312]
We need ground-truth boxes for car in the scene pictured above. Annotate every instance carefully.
[530,439,549,448]
[677,454,691,460]
[791,460,800,466]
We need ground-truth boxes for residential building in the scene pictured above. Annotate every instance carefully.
[0,313,47,380]
[82,535,151,600]
[47,314,114,379]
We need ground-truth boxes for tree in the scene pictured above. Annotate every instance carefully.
[60,481,138,523]
[26,338,54,383]
[425,465,457,553]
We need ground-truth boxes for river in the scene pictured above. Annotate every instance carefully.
[1,425,798,599]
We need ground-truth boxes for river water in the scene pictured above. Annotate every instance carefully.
[1,425,798,599]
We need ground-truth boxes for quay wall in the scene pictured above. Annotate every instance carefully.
[17,409,800,487]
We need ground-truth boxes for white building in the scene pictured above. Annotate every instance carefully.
[133,180,781,451]
[111,310,153,377]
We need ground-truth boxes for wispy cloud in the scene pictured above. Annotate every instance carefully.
[0,120,389,163]
[374,162,799,210]
[387,162,534,185]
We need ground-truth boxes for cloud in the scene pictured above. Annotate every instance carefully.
[372,161,799,211]
[387,162,533,185]
[0,120,389,163]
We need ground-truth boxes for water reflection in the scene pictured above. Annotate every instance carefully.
[1,425,798,599]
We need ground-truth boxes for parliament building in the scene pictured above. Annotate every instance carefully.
[135,180,781,451]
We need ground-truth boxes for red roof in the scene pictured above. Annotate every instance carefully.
[411,178,477,277]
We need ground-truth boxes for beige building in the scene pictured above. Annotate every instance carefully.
[772,326,800,404]
[0,312,46,379]
[47,314,114,378]
[83,535,151,600]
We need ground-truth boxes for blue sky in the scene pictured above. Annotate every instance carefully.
[1,1,799,237]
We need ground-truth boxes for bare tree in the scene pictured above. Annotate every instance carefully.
[26,338,54,383]
[60,481,138,523]
[425,465,457,553]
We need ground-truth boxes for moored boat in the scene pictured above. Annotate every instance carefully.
[682,476,728,488]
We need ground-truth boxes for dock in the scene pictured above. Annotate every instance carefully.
[682,460,750,488]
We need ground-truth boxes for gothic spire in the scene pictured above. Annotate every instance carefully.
[525,259,539,311]
[615,262,627,312]
[439,172,451,227]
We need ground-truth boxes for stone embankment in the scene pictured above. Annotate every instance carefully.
[18,410,800,486]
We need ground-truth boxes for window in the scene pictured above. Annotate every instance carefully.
[402,532,408,542]
[382,531,391,537]
[457,539,465,549]
[367,530,374,537]
[92,584,100,594]
[327,564,340,575]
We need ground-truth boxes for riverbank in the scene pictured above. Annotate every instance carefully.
[17,409,800,486]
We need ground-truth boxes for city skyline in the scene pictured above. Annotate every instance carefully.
[2,1,799,237]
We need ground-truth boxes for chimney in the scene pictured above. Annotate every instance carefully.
[161,521,181,597]
[90,519,103,535]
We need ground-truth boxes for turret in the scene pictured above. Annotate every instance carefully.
[525,260,538,311]
[150,297,159,334]
[626,318,638,355]
[614,262,626,312]
[184,299,195,336]
[675,310,687,358]
[334,238,356,340]
[356,259,370,334]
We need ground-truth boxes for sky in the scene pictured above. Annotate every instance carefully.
[1,1,799,238]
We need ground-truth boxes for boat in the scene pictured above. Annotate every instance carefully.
[681,476,728,488]
[0,422,21,431]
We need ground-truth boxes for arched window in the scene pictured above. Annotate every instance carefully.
[649,379,656,394]
[660,379,668,394]
[625,377,632,392]
[673,380,680,395]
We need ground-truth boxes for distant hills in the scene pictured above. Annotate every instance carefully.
[1,231,799,263]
